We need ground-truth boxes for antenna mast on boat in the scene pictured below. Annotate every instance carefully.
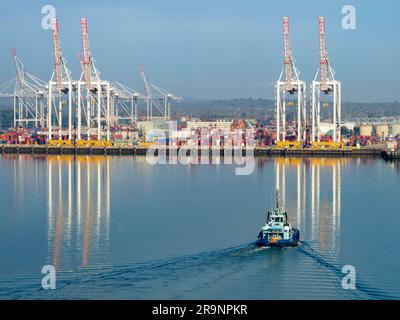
[275,189,280,209]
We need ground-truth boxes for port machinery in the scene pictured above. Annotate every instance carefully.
[138,64,182,121]
[274,16,343,150]
[0,48,46,129]
[75,17,113,143]
[48,18,75,142]
[311,17,342,147]
[111,81,146,125]
[0,17,182,146]
[275,17,307,147]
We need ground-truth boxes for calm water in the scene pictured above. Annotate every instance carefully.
[0,154,399,299]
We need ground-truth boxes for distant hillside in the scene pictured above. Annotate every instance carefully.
[0,110,13,129]
[343,102,400,119]
[173,97,275,120]
[172,98,400,120]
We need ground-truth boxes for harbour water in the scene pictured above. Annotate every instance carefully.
[0,155,399,299]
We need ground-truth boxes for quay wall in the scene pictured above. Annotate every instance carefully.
[0,145,387,158]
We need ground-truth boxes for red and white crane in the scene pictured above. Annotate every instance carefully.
[311,16,341,143]
[51,18,63,91]
[77,17,111,141]
[48,18,74,140]
[80,18,92,90]
[282,17,294,92]
[276,17,306,143]
[318,16,329,92]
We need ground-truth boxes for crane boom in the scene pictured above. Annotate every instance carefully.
[318,16,329,92]
[51,18,63,91]
[80,18,91,89]
[282,17,293,92]
[11,47,24,81]
[138,64,149,96]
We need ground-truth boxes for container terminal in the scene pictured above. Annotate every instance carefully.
[0,16,399,160]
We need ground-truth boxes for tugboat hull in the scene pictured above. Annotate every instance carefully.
[256,229,300,247]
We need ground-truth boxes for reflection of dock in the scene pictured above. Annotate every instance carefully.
[276,158,306,226]
[274,158,342,251]
[310,159,342,251]
[47,156,111,269]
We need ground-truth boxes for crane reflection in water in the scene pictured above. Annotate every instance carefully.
[47,155,110,269]
[258,157,344,253]
[42,155,346,268]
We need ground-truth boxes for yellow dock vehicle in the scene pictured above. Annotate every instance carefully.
[310,141,344,150]
[47,140,73,147]
[76,140,113,147]
[275,141,302,149]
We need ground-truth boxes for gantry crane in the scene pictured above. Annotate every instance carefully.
[275,17,307,145]
[78,18,111,141]
[0,49,46,129]
[47,18,75,141]
[1,17,183,143]
[138,64,182,121]
[111,81,145,125]
[311,17,342,144]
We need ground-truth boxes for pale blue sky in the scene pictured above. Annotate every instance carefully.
[0,0,399,102]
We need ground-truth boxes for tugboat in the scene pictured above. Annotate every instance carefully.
[256,190,300,247]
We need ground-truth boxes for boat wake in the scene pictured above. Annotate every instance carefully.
[298,241,397,300]
[0,243,258,299]
[0,241,396,299]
